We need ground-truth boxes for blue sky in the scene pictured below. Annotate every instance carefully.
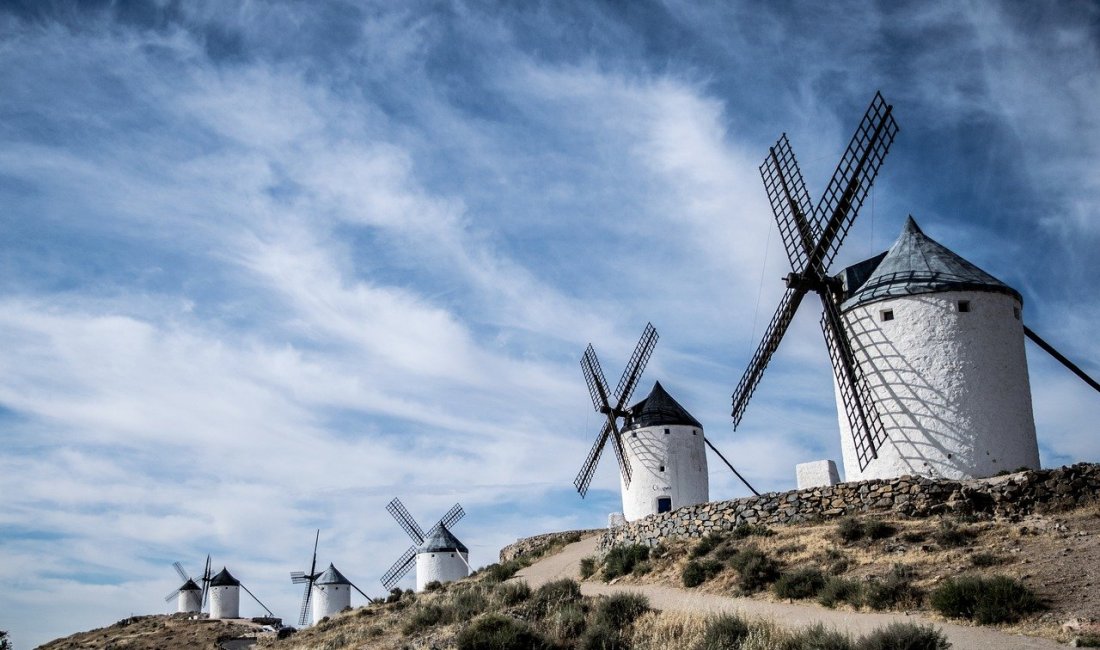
[2,1,1099,646]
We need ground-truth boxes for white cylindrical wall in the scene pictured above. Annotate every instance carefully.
[312,584,351,624]
[209,585,240,619]
[415,551,468,592]
[836,290,1039,481]
[177,589,201,614]
[619,423,709,521]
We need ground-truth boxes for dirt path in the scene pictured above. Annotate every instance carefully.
[514,536,1063,650]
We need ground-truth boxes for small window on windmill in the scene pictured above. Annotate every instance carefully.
[631,431,637,438]
[664,428,670,435]
[957,300,971,313]
[692,429,697,436]
[880,309,894,322]
[451,553,455,557]
[659,464,665,472]
[1013,306,1021,320]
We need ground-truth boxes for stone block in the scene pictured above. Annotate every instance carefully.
[797,460,841,490]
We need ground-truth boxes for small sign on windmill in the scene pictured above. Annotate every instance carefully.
[290,529,373,626]
[380,498,469,592]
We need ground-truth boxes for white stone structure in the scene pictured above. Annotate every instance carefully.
[208,567,241,619]
[796,460,840,489]
[834,217,1040,482]
[414,524,469,592]
[175,578,202,614]
[619,382,709,522]
[312,564,352,624]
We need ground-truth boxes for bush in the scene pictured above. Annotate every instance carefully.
[594,593,650,628]
[529,579,582,619]
[819,577,864,609]
[731,523,775,539]
[483,559,527,584]
[930,575,1042,624]
[863,520,896,540]
[450,587,490,620]
[970,552,1002,568]
[784,623,852,650]
[773,568,826,600]
[580,556,597,579]
[864,565,922,611]
[423,580,443,592]
[456,614,553,650]
[682,561,707,588]
[698,613,750,649]
[934,521,974,548]
[494,581,531,606]
[838,518,895,542]
[690,533,725,558]
[547,602,587,641]
[580,621,626,650]
[603,544,650,580]
[1075,633,1100,647]
[838,518,865,542]
[403,604,446,635]
[729,547,780,593]
[855,622,950,650]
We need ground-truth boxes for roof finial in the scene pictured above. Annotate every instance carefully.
[904,215,923,235]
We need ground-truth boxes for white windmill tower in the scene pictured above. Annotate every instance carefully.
[381,499,469,593]
[731,92,1100,485]
[163,557,211,615]
[574,323,757,522]
[208,567,274,620]
[290,529,374,626]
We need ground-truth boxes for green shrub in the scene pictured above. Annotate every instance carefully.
[483,559,527,584]
[403,604,447,635]
[728,547,780,593]
[456,614,553,650]
[1075,633,1100,647]
[969,552,1002,567]
[450,587,490,620]
[603,544,650,580]
[529,579,582,619]
[580,621,626,650]
[838,518,865,542]
[731,523,775,539]
[711,543,741,562]
[819,577,864,609]
[423,580,443,592]
[594,593,650,628]
[854,622,950,650]
[690,533,725,558]
[698,613,750,650]
[547,602,587,640]
[580,556,597,579]
[784,623,852,650]
[494,580,531,606]
[863,520,896,540]
[864,565,922,611]
[682,561,707,588]
[933,521,974,548]
[930,575,1042,624]
[901,531,927,543]
[773,568,826,600]
[632,561,651,576]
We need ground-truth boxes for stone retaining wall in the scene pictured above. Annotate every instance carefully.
[599,463,1100,550]
[498,529,602,563]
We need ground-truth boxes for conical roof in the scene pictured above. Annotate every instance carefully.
[623,381,702,431]
[840,216,1021,311]
[179,578,201,591]
[315,563,352,586]
[209,567,240,586]
[417,523,468,553]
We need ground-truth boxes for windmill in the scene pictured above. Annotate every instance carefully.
[163,556,211,615]
[574,323,757,521]
[208,566,274,620]
[291,529,373,626]
[380,498,469,592]
[731,91,899,473]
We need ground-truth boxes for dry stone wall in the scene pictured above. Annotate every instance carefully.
[599,463,1100,550]
[499,529,602,563]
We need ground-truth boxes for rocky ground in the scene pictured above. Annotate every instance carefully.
[34,613,272,650]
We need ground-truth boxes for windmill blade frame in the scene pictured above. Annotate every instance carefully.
[612,322,658,411]
[387,498,426,545]
[381,546,417,590]
[200,555,212,610]
[573,419,612,496]
[433,503,465,532]
[164,588,181,603]
[581,344,612,414]
[172,561,188,583]
[297,583,313,626]
[731,287,808,426]
[819,296,888,470]
[761,134,816,271]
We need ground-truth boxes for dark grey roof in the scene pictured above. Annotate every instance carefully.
[179,578,201,591]
[315,563,352,585]
[839,216,1021,311]
[210,567,240,587]
[417,524,468,553]
[623,381,702,431]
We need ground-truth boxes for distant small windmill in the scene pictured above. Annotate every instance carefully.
[164,556,211,614]
[380,498,468,592]
[574,323,757,520]
[290,529,373,626]
[208,566,274,620]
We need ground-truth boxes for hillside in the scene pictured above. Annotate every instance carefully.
[34,614,271,650]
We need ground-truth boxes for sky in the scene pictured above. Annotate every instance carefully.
[1,0,1099,646]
